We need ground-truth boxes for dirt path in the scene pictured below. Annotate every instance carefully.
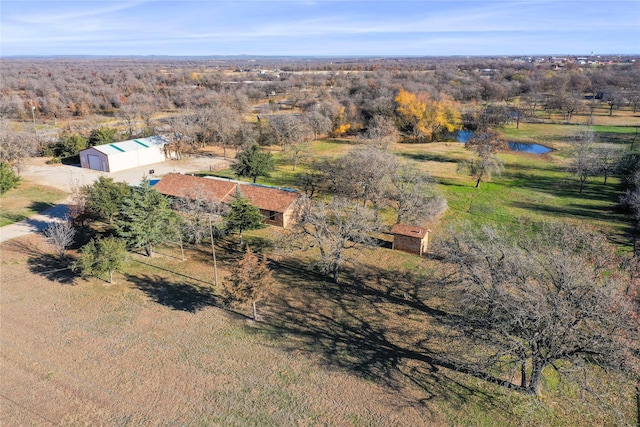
[0,199,72,243]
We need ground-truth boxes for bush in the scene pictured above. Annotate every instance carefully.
[51,134,88,159]
[0,161,20,194]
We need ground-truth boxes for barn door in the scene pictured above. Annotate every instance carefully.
[88,155,101,170]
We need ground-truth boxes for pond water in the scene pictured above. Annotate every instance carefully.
[454,130,551,155]
[507,142,552,154]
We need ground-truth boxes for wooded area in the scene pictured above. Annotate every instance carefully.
[2,55,640,426]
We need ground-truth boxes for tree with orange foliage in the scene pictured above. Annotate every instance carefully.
[395,89,462,142]
[223,246,275,321]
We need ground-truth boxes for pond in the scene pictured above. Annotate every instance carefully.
[507,142,552,154]
[454,130,551,155]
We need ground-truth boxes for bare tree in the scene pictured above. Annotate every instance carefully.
[43,217,76,259]
[302,108,333,141]
[568,128,599,193]
[173,183,228,245]
[388,165,447,225]
[358,114,398,147]
[285,196,377,283]
[327,145,399,214]
[286,140,311,171]
[265,114,310,152]
[201,105,241,159]
[595,144,623,185]
[117,104,138,138]
[458,129,506,188]
[436,222,640,397]
[0,118,40,170]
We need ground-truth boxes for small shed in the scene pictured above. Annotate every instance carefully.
[391,224,431,256]
[79,136,167,173]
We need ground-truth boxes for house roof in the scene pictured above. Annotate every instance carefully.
[153,173,236,202]
[234,184,301,213]
[87,135,167,156]
[155,173,300,213]
[391,224,430,239]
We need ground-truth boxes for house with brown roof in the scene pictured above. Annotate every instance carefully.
[153,173,236,202]
[154,173,301,228]
[390,224,431,256]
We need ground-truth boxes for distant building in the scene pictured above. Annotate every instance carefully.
[391,224,431,256]
[79,136,167,173]
[154,173,301,228]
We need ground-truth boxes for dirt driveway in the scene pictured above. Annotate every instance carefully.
[19,155,231,192]
[0,155,231,243]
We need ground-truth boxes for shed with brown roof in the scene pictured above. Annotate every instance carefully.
[390,224,431,256]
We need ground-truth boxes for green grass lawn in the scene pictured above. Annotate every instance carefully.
[0,181,68,227]
[203,134,635,248]
[438,151,632,241]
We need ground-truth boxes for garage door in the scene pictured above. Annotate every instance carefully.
[88,154,101,170]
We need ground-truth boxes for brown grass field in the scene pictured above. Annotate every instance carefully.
[2,227,636,426]
[1,234,449,426]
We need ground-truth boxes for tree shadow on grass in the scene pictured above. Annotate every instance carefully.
[26,253,76,284]
[511,200,623,222]
[399,152,459,163]
[125,273,218,313]
[28,201,57,214]
[2,236,76,284]
[260,257,520,413]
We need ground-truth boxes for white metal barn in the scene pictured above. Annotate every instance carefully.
[79,136,167,173]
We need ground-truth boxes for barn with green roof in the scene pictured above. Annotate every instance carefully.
[79,135,168,173]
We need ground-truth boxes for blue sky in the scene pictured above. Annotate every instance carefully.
[1,1,639,57]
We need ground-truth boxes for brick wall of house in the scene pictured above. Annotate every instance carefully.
[260,209,284,227]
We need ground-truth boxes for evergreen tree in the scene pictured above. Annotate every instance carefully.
[72,237,128,283]
[0,161,20,194]
[83,176,131,223]
[51,133,88,158]
[232,144,275,183]
[115,178,178,256]
[88,127,118,146]
[224,190,264,245]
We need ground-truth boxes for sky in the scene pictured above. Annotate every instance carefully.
[1,0,639,57]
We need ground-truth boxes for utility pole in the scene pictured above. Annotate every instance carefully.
[209,215,219,287]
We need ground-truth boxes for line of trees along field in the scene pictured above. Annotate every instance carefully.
[2,56,640,424]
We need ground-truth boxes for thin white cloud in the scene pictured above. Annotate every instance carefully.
[12,1,150,25]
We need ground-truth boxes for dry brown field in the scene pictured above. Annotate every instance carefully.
[3,230,633,426]
[0,234,447,426]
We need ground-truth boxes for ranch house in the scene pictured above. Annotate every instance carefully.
[154,173,301,228]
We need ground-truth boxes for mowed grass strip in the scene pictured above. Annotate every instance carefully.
[1,234,445,426]
[0,180,68,227]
